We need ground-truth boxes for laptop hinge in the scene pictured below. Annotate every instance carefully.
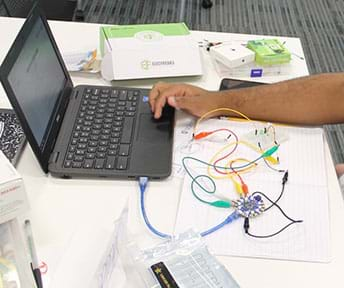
[49,152,60,164]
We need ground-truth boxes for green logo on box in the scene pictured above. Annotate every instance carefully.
[141,60,151,70]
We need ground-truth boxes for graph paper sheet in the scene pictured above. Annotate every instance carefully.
[174,118,330,262]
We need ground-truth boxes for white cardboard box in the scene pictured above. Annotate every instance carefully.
[0,151,29,224]
[209,43,255,69]
[99,23,203,80]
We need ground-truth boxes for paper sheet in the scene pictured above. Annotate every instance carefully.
[174,119,330,262]
[172,111,197,178]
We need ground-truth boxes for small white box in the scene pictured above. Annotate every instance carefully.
[209,43,255,69]
[0,151,29,224]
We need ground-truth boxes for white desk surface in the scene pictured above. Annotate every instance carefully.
[1,17,344,288]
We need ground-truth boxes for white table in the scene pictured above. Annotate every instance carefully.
[1,16,343,288]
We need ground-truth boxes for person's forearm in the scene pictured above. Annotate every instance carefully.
[214,73,344,125]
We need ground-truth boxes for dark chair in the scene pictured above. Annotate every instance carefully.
[1,0,79,21]
[1,0,36,18]
[73,0,212,22]
[179,0,213,21]
[202,0,213,8]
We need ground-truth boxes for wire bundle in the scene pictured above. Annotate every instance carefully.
[139,107,303,239]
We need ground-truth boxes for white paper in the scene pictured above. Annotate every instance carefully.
[62,50,99,73]
[174,119,330,262]
[172,111,197,178]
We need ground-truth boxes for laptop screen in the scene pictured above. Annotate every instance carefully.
[7,16,66,149]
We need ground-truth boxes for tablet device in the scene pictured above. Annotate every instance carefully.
[219,78,265,91]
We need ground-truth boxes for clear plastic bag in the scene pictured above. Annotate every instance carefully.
[0,219,36,288]
[134,230,240,288]
[91,204,240,288]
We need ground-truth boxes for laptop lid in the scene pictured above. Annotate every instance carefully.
[1,6,175,179]
[0,6,80,173]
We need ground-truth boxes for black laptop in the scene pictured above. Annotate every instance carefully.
[0,6,174,179]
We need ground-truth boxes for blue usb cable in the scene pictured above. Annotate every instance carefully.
[139,177,240,239]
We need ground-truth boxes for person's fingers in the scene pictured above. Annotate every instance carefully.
[153,85,184,118]
[150,83,209,118]
[335,163,344,177]
[167,96,178,108]
[153,95,168,119]
[149,82,170,113]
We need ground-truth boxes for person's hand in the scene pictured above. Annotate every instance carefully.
[335,163,344,178]
[149,82,219,119]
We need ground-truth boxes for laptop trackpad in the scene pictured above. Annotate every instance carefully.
[137,114,170,142]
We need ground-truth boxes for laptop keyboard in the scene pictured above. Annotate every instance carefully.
[63,87,139,171]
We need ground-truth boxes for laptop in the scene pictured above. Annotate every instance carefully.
[0,6,174,179]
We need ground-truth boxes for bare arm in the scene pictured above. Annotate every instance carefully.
[149,73,344,125]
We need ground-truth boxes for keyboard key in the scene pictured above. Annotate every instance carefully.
[105,156,116,169]
[98,146,107,152]
[77,143,87,149]
[66,153,74,160]
[74,156,84,162]
[105,113,114,118]
[110,138,119,144]
[119,144,130,156]
[84,159,94,168]
[72,162,82,168]
[97,152,106,158]
[121,117,134,143]
[76,150,85,155]
[112,132,120,138]
[94,119,103,124]
[99,140,108,146]
[116,156,128,170]
[86,153,95,159]
[119,90,127,99]
[95,159,105,169]
[111,89,118,97]
[125,111,135,117]
[88,147,97,153]
[100,135,110,140]
[92,88,100,95]
[109,144,118,150]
